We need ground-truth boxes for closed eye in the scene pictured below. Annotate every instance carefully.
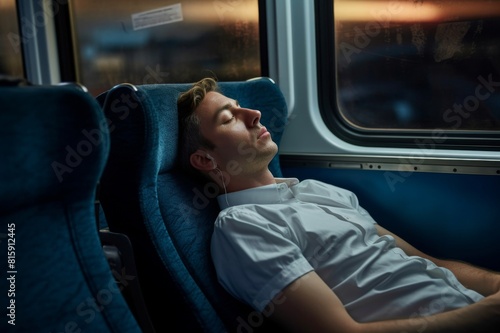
[223,115,235,124]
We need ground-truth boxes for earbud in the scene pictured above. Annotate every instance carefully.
[206,154,217,169]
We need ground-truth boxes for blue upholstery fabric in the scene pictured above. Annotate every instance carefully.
[0,85,141,333]
[97,78,288,332]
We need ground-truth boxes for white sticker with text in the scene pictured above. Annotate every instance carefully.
[132,3,183,31]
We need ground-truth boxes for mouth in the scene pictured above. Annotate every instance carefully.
[257,126,270,139]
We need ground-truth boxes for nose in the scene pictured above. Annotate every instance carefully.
[237,107,261,127]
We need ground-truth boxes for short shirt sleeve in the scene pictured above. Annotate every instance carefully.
[211,207,313,312]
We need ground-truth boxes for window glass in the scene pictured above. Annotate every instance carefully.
[71,0,261,96]
[0,0,24,78]
[334,0,500,132]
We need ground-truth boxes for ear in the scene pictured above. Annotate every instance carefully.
[190,149,216,171]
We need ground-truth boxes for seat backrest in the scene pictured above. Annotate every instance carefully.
[97,77,288,332]
[0,84,142,333]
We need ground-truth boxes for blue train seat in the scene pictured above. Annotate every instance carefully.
[0,84,142,333]
[96,77,288,332]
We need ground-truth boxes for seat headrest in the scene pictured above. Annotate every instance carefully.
[0,85,109,213]
[97,77,287,177]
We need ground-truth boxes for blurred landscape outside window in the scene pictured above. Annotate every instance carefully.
[334,0,500,131]
[0,0,24,79]
[71,0,261,96]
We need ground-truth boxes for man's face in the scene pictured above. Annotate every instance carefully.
[194,91,278,174]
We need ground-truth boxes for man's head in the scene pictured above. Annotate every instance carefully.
[177,78,278,189]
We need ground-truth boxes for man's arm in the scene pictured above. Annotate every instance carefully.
[269,270,500,333]
[375,224,500,296]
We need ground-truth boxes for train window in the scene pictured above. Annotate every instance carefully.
[70,0,263,96]
[317,0,500,149]
[0,0,24,78]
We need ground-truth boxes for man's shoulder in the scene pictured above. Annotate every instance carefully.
[214,202,293,232]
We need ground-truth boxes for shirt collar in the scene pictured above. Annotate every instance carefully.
[217,178,299,209]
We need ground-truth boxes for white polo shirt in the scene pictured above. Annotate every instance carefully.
[210,178,483,322]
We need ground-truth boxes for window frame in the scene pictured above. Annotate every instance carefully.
[53,0,77,83]
[315,0,500,151]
